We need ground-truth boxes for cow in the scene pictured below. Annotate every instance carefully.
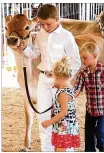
[60,11,104,36]
[5,12,104,151]
[75,33,104,64]
[5,14,41,151]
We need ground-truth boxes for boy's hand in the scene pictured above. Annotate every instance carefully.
[17,41,27,51]
[32,33,37,42]
[41,120,51,128]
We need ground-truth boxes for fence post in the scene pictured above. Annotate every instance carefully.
[86,3,90,20]
[82,3,85,20]
[58,3,60,18]
[79,3,82,20]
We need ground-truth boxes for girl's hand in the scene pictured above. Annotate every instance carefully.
[41,120,51,128]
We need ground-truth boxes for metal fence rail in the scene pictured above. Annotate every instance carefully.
[57,3,104,20]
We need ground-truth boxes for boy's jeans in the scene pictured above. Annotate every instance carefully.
[85,111,104,152]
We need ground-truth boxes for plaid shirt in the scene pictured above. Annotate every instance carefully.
[74,61,104,117]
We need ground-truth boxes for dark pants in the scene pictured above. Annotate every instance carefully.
[85,111,104,152]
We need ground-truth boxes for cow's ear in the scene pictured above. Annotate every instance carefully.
[100,11,104,16]
[5,15,12,24]
[32,16,38,22]
[29,16,38,31]
[95,14,100,22]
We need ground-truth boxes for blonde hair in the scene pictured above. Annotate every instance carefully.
[80,42,100,57]
[53,56,72,78]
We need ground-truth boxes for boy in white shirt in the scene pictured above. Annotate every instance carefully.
[18,4,81,151]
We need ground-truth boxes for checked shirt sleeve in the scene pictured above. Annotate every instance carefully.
[74,71,85,92]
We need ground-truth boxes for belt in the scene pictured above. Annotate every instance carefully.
[40,70,53,77]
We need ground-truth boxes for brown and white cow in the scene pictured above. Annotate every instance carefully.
[5,14,41,151]
[75,33,104,64]
[5,12,104,151]
[61,11,104,36]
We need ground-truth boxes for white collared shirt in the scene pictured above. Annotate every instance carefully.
[23,25,81,76]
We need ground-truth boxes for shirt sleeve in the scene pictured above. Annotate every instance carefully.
[64,32,81,77]
[23,37,41,59]
[74,71,85,92]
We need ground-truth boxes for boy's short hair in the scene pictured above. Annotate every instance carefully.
[37,4,58,19]
[80,42,100,55]
[53,56,72,78]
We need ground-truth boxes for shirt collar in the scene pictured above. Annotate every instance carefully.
[41,24,62,35]
[52,24,62,34]
[95,61,104,71]
[86,61,103,73]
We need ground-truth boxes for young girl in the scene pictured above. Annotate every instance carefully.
[42,56,80,152]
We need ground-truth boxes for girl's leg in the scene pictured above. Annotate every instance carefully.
[55,148,66,152]
[66,147,74,152]
[54,147,56,152]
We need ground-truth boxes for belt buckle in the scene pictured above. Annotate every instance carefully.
[45,71,52,77]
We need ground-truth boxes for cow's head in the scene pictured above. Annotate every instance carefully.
[96,11,104,36]
[5,14,38,49]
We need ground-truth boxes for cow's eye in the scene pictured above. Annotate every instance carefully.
[99,19,101,22]
[5,27,8,30]
[25,26,29,30]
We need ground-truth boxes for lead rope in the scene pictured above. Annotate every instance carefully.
[22,54,52,114]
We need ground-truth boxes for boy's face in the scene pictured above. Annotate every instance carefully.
[38,18,58,33]
[80,51,95,67]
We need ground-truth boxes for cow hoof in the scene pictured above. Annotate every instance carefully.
[19,148,28,152]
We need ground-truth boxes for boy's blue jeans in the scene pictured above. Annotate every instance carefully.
[85,111,104,152]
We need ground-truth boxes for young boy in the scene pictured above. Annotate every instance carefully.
[74,42,104,152]
[18,4,81,151]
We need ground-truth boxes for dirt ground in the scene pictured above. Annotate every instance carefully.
[2,88,86,152]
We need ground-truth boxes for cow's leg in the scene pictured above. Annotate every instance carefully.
[23,97,34,151]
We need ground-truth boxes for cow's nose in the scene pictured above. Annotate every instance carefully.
[13,38,18,43]
[7,37,18,45]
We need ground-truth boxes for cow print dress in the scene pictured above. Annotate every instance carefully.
[52,88,80,148]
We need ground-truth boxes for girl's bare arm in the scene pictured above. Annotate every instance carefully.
[42,92,72,128]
